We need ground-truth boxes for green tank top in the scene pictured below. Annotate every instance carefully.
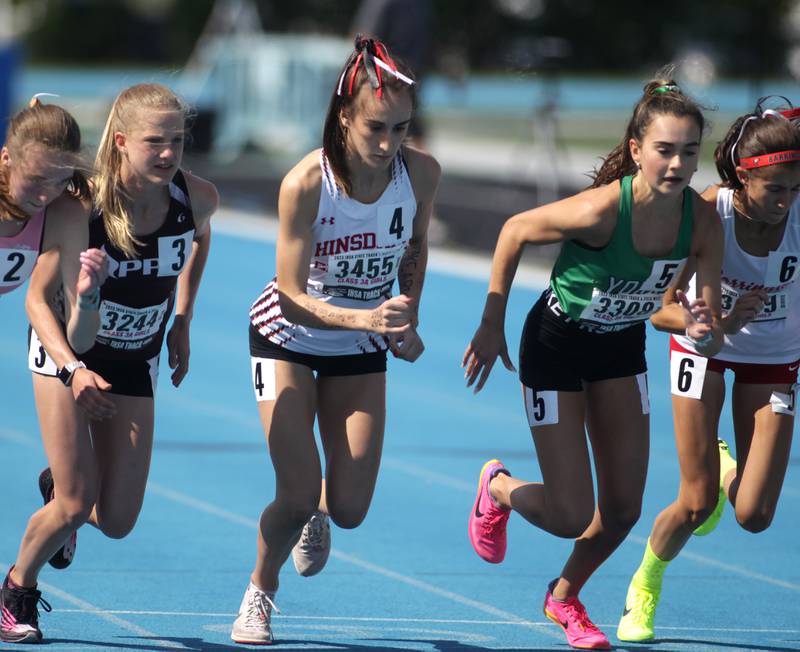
[549,175,693,331]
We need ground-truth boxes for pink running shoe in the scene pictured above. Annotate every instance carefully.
[468,459,511,563]
[543,580,610,650]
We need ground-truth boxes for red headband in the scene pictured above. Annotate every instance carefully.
[739,150,800,169]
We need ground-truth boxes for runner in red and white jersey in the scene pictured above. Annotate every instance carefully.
[620,99,800,642]
[233,35,440,646]
[250,147,417,355]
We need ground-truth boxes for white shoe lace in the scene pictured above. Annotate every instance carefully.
[242,586,280,628]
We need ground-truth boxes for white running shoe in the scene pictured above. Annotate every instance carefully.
[291,511,331,577]
[231,581,278,645]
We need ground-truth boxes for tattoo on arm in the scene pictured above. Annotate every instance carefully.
[398,241,422,296]
[294,294,364,330]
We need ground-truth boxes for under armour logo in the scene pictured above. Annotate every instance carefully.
[321,217,335,225]
[177,213,186,223]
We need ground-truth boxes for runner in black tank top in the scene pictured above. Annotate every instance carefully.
[88,170,196,362]
[6,84,218,645]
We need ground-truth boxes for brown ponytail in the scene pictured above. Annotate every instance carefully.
[591,70,706,188]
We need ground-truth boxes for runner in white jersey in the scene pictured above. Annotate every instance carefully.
[249,148,417,354]
[673,185,800,361]
[233,35,441,646]
[619,100,800,643]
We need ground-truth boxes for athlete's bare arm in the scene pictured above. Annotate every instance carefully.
[27,194,100,358]
[649,193,723,354]
[463,184,620,390]
[166,172,219,387]
[396,146,441,320]
[276,150,413,335]
[25,194,116,418]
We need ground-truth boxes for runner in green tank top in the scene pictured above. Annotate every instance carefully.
[551,174,694,329]
[462,72,724,650]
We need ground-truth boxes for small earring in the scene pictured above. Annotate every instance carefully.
[636,161,642,170]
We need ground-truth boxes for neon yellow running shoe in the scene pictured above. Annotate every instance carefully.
[693,439,737,536]
[617,576,659,642]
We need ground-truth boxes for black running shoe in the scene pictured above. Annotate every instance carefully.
[0,572,51,643]
[38,468,77,569]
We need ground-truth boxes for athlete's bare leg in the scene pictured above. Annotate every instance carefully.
[729,381,794,532]
[11,374,97,588]
[489,389,595,538]
[252,361,320,593]
[86,395,154,539]
[317,372,385,529]
[553,374,650,598]
[648,370,726,561]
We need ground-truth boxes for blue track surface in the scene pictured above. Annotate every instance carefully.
[2,218,798,651]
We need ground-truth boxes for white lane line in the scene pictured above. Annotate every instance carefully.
[146,482,563,641]
[379,459,800,593]
[47,610,800,635]
[0,563,187,650]
[382,458,474,492]
[0,426,40,449]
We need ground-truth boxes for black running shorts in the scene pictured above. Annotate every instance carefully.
[249,324,387,376]
[519,291,647,391]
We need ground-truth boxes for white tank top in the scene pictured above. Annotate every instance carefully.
[250,150,417,355]
[675,187,800,363]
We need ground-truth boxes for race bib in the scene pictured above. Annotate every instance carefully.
[0,248,37,290]
[670,350,708,399]
[721,285,789,322]
[157,232,194,277]
[97,298,169,349]
[579,289,661,326]
[524,387,559,426]
[326,250,402,300]
[579,259,685,327]
[763,251,800,287]
[27,328,58,375]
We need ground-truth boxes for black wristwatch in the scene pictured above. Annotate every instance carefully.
[57,361,87,387]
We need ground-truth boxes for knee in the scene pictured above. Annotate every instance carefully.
[548,504,594,539]
[680,485,719,528]
[736,508,774,534]
[603,504,642,535]
[55,497,94,531]
[328,504,368,530]
[98,514,139,540]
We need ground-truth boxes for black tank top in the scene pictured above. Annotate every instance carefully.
[89,170,196,360]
